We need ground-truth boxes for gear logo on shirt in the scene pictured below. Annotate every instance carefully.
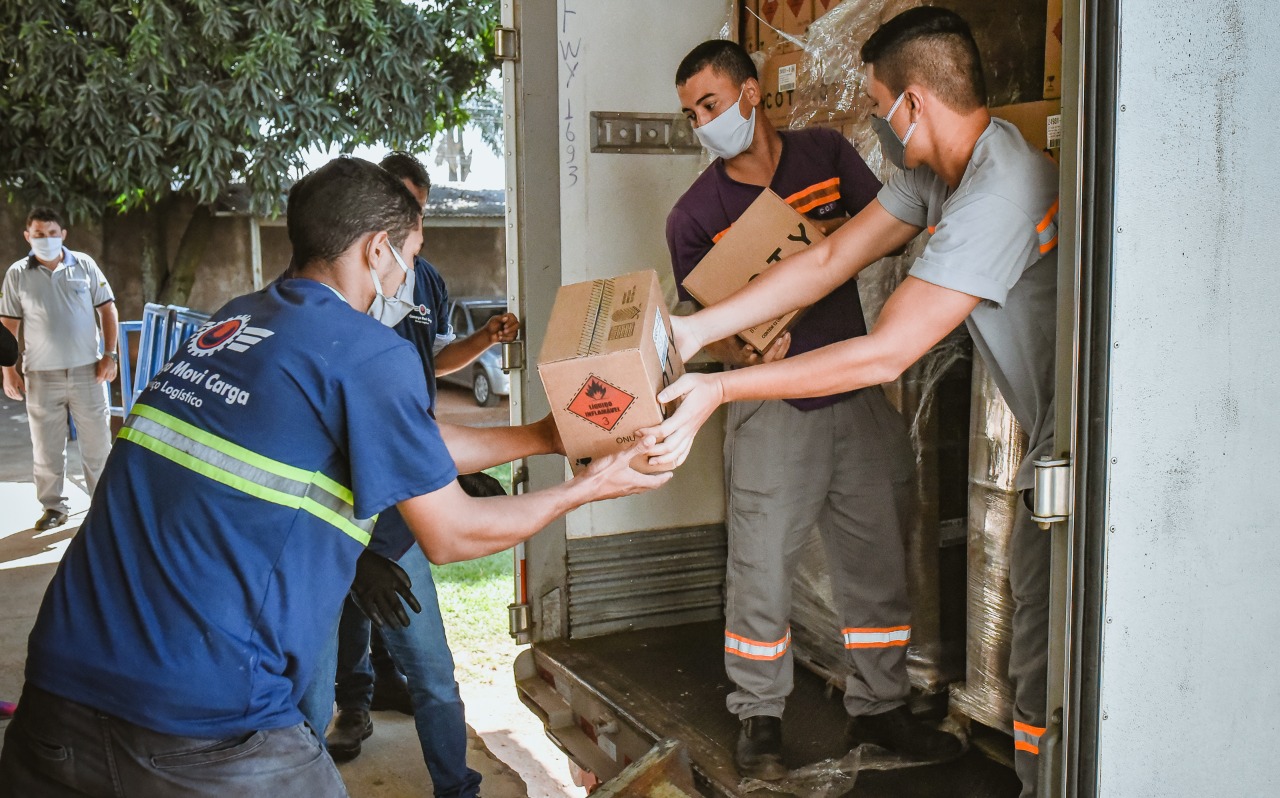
[187,315,275,358]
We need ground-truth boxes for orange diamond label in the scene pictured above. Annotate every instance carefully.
[567,375,635,432]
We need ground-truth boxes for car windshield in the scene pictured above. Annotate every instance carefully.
[468,304,507,329]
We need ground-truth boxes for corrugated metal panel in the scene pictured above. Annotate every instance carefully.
[568,524,727,639]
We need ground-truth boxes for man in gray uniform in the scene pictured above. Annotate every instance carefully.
[1,207,118,530]
[641,9,1057,797]
[667,39,959,778]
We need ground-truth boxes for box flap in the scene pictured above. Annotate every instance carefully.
[539,270,663,365]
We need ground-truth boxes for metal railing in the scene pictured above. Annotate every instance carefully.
[112,303,210,417]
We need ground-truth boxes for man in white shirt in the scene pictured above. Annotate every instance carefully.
[1,207,119,530]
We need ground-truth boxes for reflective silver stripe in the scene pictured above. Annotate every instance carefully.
[1014,729,1041,746]
[724,629,791,659]
[123,413,374,539]
[1038,216,1059,251]
[842,628,911,647]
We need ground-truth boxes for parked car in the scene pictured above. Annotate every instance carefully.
[438,296,511,407]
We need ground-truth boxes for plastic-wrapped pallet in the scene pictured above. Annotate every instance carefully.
[949,357,1026,729]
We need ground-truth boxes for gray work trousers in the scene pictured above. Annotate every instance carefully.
[0,684,348,797]
[26,363,112,512]
[1010,495,1051,797]
[722,389,916,720]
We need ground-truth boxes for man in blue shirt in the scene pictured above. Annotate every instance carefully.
[301,152,521,798]
[0,157,668,798]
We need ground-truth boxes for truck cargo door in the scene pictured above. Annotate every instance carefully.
[503,0,736,644]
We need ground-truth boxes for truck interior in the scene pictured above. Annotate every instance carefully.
[504,0,1091,795]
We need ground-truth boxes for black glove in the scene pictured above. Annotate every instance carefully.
[350,550,422,629]
[456,472,507,498]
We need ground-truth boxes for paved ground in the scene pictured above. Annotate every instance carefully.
[0,388,582,798]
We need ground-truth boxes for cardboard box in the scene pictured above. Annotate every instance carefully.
[681,189,825,352]
[1044,0,1063,99]
[990,100,1062,156]
[538,270,683,474]
[812,0,843,21]
[759,50,803,128]
[756,0,813,55]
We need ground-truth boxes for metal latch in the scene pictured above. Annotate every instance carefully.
[511,464,529,494]
[495,27,518,62]
[501,340,525,372]
[591,112,701,154]
[1032,457,1072,529]
[509,602,531,642]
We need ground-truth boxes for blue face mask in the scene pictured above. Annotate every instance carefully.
[870,92,917,169]
[367,245,416,327]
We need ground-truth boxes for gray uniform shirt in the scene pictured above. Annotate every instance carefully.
[0,249,116,371]
[878,119,1058,490]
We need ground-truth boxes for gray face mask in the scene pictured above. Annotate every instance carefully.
[367,245,417,327]
[870,91,917,170]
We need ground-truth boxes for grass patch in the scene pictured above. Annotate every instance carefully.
[431,462,521,685]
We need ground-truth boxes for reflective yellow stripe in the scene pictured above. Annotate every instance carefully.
[121,405,373,545]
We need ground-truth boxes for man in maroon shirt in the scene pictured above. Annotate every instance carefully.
[667,40,961,778]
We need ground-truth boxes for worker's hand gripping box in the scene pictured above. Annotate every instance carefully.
[681,188,825,352]
[538,270,683,474]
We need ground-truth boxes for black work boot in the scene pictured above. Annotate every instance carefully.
[370,670,413,715]
[734,715,788,780]
[326,708,373,762]
[846,705,963,761]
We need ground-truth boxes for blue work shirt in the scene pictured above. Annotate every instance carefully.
[24,278,458,738]
[393,256,452,410]
[369,256,454,561]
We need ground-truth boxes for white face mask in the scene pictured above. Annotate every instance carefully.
[30,237,63,262]
[693,86,757,161]
[367,245,417,327]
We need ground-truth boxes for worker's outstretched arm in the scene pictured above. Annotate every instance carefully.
[436,414,561,475]
[398,441,670,564]
[671,200,922,362]
[643,277,980,467]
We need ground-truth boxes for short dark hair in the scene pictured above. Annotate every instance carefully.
[379,151,432,193]
[861,7,986,112]
[676,39,758,87]
[286,158,421,270]
[26,207,65,229]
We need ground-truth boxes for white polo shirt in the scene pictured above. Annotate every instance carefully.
[0,249,115,371]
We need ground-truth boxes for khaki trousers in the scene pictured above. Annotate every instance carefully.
[26,363,112,512]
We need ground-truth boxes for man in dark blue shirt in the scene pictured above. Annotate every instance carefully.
[0,157,668,798]
[301,153,521,798]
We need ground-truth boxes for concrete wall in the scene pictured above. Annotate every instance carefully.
[1,200,506,321]
[424,225,506,299]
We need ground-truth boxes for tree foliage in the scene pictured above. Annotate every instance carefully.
[0,0,499,221]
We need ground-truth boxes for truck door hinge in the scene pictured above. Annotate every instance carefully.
[509,602,531,642]
[495,27,518,62]
[501,339,525,372]
[1032,457,1072,529]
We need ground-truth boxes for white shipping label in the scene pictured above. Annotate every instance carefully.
[653,307,670,368]
[598,735,617,761]
[778,63,797,93]
[1047,114,1062,149]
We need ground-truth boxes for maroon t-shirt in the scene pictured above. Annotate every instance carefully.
[665,127,880,411]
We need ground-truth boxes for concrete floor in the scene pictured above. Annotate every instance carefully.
[0,387,583,798]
